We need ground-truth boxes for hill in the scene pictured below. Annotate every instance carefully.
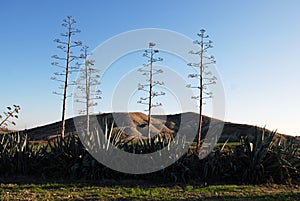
[0,127,9,133]
[20,112,299,145]
[0,127,18,134]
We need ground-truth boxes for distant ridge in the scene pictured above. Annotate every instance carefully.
[0,127,18,133]
[0,127,9,133]
[17,112,299,145]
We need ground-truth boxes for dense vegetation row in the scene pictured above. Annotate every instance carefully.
[0,125,299,185]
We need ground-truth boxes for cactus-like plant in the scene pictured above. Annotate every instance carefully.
[234,127,300,184]
[235,128,275,183]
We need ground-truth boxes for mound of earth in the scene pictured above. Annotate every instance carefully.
[17,112,299,145]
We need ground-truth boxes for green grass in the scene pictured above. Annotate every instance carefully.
[217,141,241,147]
[0,183,299,200]
[188,141,241,151]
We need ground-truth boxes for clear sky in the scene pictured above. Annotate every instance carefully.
[0,0,299,136]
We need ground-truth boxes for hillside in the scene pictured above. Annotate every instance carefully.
[0,127,9,133]
[0,127,18,134]
[19,112,299,145]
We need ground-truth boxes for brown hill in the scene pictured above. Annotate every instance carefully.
[0,127,18,134]
[0,127,9,133]
[19,112,299,144]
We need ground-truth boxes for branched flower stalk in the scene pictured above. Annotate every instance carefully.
[137,42,165,138]
[74,45,102,135]
[51,16,82,138]
[187,29,217,153]
[0,105,20,128]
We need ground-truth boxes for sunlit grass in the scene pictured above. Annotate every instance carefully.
[0,183,299,201]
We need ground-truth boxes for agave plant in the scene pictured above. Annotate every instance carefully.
[234,128,276,183]
[266,136,300,183]
[196,139,237,184]
[234,127,300,184]
[0,132,42,175]
[40,133,87,178]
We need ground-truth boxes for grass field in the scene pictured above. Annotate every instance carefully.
[0,183,299,201]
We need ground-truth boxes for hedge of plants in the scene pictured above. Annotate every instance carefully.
[0,125,299,185]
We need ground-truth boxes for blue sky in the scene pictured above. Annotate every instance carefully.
[0,0,299,136]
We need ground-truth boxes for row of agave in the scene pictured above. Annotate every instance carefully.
[197,128,300,184]
[0,123,299,184]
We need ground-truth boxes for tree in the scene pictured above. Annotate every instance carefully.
[51,16,82,138]
[187,29,217,153]
[137,42,165,138]
[0,105,20,128]
[74,45,102,135]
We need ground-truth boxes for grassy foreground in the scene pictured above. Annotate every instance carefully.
[0,183,299,201]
